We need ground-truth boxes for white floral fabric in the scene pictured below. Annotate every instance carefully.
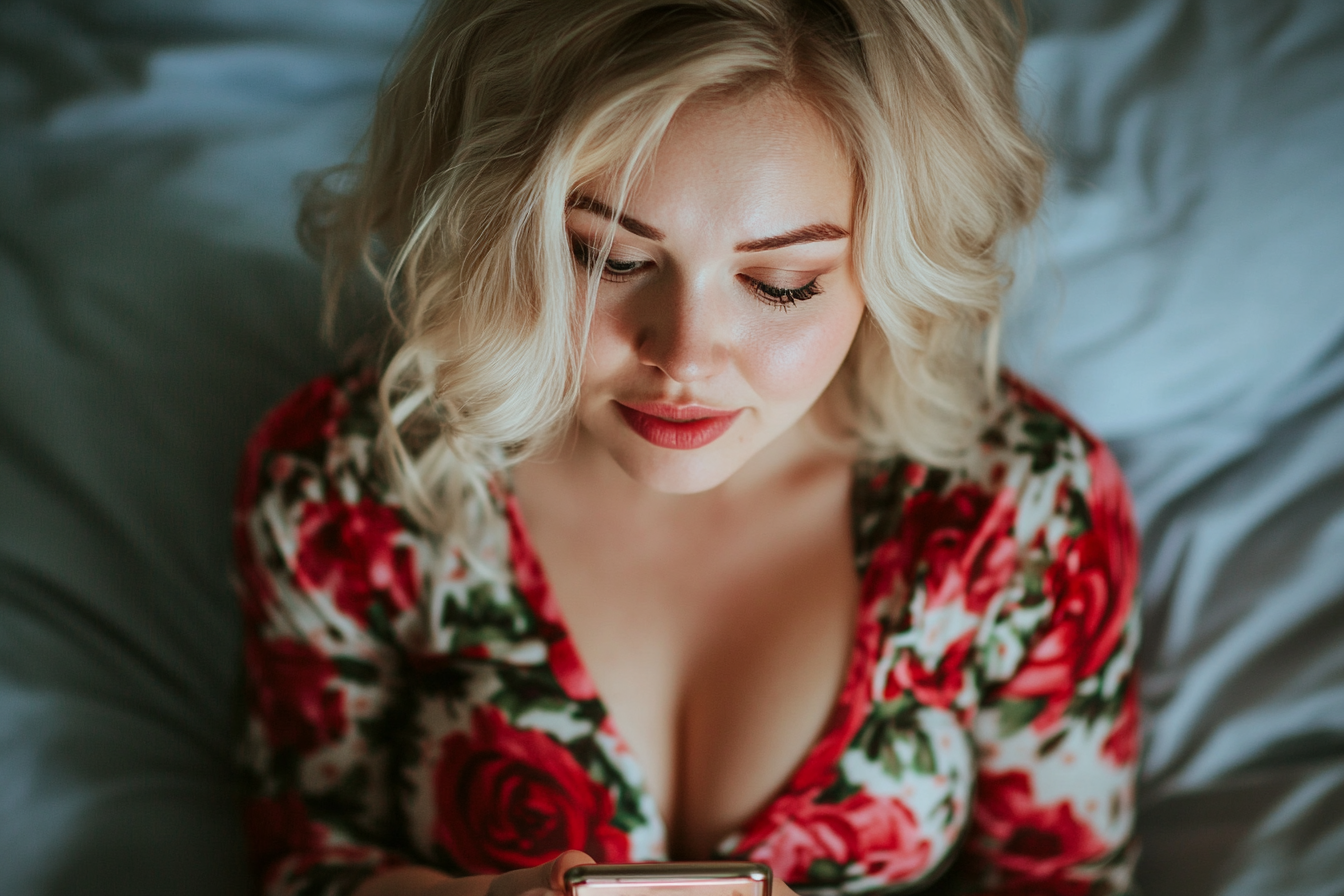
[235,367,1140,896]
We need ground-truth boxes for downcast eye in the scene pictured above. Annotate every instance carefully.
[744,276,823,309]
[570,237,648,282]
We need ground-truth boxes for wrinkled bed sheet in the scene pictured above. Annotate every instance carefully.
[0,1,1340,894]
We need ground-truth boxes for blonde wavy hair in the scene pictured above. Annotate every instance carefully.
[303,0,1045,544]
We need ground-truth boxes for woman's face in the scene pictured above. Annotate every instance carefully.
[568,88,865,495]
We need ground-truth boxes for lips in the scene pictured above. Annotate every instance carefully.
[615,402,742,450]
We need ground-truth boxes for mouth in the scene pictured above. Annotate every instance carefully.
[615,401,742,450]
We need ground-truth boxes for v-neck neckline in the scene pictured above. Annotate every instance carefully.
[498,464,894,859]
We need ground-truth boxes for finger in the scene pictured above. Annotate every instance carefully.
[545,850,597,892]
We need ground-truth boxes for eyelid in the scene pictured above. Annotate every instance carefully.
[570,235,652,283]
[743,274,823,308]
[743,260,841,274]
[740,265,837,289]
[570,232,646,262]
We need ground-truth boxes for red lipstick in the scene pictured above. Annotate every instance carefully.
[616,402,742,450]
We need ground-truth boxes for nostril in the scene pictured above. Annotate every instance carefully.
[627,282,732,382]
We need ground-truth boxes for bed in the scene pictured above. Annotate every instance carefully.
[1,0,1341,893]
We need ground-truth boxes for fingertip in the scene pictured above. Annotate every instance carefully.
[547,850,596,891]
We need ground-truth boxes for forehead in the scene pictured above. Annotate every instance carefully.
[587,88,855,243]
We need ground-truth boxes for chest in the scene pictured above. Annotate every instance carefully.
[514,479,860,859]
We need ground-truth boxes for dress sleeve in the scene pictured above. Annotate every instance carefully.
[954,432,1141,894]
[234,374,423,896]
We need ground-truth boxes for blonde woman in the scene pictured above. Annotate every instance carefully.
[234,1,1140,894]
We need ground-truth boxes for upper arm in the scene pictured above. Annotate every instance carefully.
[235,372,422,895]
[958,419,1141,894]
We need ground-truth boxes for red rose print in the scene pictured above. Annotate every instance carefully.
[1001,448,1136,729]
[973,770,1108,881]
[745,790,931,884]
[257,376,350,454]
[503,495,600,701]
[885,631,974,710]
[1102,676,1140,767]
[295,496,419,622]
[875,485,1019,617]
[434,705,629,873]
[546,635,599,702]
[244,790,320,875]
[246,636,347,752]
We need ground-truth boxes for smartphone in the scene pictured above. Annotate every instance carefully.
[564,862,772,896]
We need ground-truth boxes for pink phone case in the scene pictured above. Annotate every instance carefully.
[564,862,772,896]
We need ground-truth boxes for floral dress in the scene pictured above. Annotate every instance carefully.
[235,366,1140,896]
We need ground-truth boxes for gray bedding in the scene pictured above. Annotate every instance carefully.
[1,1,1341,893]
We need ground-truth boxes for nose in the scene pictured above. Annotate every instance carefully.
[633,273,731,384]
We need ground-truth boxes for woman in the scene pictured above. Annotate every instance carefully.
[235,1,1140,894]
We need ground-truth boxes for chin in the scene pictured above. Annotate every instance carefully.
[610,447,747,495]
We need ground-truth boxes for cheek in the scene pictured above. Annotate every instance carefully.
[580,305,627,380]
[740,303,864,404]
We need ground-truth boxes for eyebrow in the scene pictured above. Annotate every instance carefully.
[567,194,665,241]
[567,193,850,252]
[734,223,850,253]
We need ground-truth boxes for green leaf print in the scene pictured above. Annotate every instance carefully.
[450,625,521,654]
[366,602,397,646]
[912,730,937,775]
[493,663,568,710]
[997,697,1046,738]
[807,858,848,886]
[496,691,580,724]
[1037,728,1068,758]
[1067,682,1118,727]
[877,738,905,779]
[873,692,921,727]
[610,794,647,834]
[1019,553,1050,606]
[856,694,923,779]
[1018,414,1070,473]
[933,792,956,828]
[572,740,646,832]
[333,655,380,684]
[573,697,606,727]
[816,773,862,805]
[442,582,529,634]
[1065,485,1093,536]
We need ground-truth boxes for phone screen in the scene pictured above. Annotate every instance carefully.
[565,862,772,896]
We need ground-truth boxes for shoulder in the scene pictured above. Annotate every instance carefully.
[237,364,383,504]
[976,374,1140,669]
[985,372,1138,569]
[232,365,435,631]
[854,371,1138,622]
[861,371,1133,529]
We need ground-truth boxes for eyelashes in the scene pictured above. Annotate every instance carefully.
[572,239,644,277]
[570,237,823,309]
[746,278,822,308]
